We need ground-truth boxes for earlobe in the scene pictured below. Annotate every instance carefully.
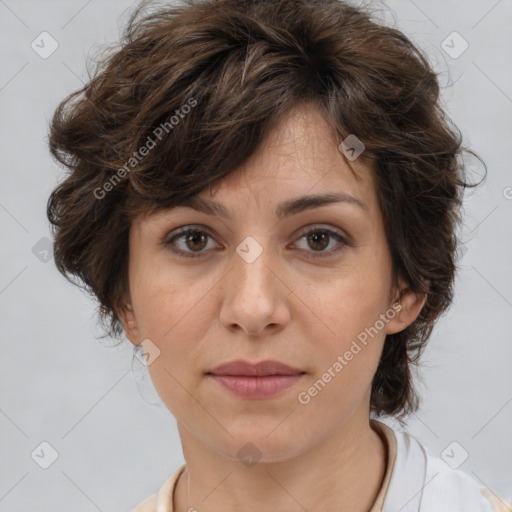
[117,303,141,345]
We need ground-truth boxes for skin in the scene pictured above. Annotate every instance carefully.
[119,103,427,512]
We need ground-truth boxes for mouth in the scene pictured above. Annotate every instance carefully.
[208,359,304,377]
[206,359,306,399]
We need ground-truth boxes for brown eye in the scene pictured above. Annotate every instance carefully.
[184,231,208,251]
[294,226,349,259]
[306,231,330,251]
[164,227,220,258]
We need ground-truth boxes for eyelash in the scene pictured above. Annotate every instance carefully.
[162,225,350,260]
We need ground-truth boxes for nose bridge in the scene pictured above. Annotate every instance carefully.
[220,234,288,335]
[234,235,276,298]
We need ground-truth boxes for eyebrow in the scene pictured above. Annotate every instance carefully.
[179,192,369,219]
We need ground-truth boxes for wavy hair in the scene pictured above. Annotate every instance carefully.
[46,0,485,419]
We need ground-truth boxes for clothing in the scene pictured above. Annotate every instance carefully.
[132,420,510,512]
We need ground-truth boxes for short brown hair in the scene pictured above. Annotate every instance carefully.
[46,0,485,419]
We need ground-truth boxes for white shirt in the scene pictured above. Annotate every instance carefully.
[132,420,510,512]
[381,423,507,511]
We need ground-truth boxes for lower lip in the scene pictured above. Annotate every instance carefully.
[208,374,304,399]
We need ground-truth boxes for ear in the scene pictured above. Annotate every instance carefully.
[117,302,142,346]
[385,278,429,335]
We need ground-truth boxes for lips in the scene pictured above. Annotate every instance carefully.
[208,359,304,377]
[207,360,305,399]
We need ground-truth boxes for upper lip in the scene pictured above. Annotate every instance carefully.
[208,360,305,376]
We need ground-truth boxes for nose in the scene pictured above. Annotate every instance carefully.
[219,237,291,337]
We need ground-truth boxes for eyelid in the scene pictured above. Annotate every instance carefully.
[292,223,350,244]
[160,224,217,243]
[162,223,351,258]
[160,224,221,253]
[290,224,350,259]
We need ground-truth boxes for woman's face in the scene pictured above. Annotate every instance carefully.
[121,103,417,462]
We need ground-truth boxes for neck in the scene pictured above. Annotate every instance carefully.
[174,417,387,512]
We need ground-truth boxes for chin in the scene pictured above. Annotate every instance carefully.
[224,437,307,466]
[213,419,311,464]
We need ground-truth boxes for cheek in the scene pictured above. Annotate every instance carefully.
[134,272,216,411]
[298,265,391,347]
[295,328,386,435]
[293,259,391,405]
[132,258,214,338]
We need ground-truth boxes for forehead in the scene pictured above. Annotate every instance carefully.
[203,103,376,209]
[138,102,379,225]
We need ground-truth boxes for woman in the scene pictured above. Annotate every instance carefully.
[46,0,509,510]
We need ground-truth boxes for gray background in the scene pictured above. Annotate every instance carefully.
[1,0,511,510]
